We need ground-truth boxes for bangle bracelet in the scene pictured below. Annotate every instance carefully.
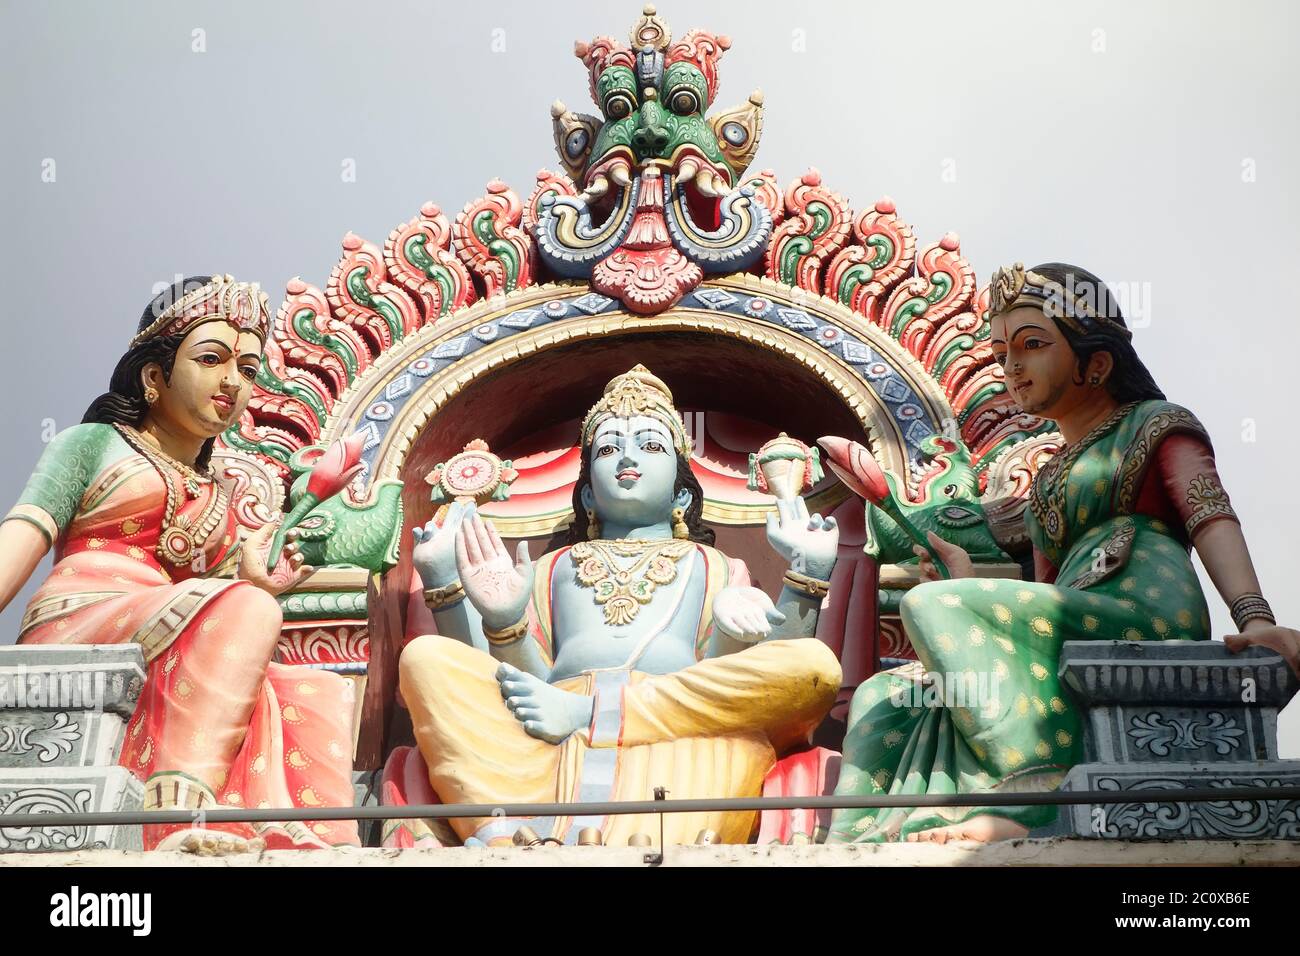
[783,569,831,600]
[1230,592,1275,631]
[484,617,529,645]
[424,580,465,611]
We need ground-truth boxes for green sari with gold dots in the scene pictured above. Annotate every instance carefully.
[828,400,1213,841]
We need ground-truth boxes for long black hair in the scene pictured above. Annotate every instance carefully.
[82,276,219,472]
[564,448,715,545]
[1026,262,1165,404]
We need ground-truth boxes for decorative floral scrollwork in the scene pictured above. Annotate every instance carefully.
[384,202,478,323]
[0,786,98,851]
[1128,711,1245,757]
[764,168,851,292]
[452,180,535,298]
[1094,776,1300,839]
[0,712,81,763]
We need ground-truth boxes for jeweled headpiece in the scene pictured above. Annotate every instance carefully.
[580,364,692,456]
[988,262,1132,339]
[131,274,271,347]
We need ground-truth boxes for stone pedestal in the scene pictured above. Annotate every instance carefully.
[1050,640,1300,839]
[0,644,146,851]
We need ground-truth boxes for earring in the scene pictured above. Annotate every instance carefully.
[1089,374,1101,387]
[586,507,601,540]
[671,506,689,540]
[144,386,159,405]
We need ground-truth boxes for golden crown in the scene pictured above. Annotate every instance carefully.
[131,274,272,347]
[988,262,1131,339]
[580,364,691,455]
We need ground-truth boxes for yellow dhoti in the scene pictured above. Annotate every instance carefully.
[398,635,840,846]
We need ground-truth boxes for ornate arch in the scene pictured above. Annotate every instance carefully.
[322,274,953,512]
[213,10,1066,761]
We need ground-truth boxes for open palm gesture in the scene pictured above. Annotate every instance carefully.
[455,511,534,629]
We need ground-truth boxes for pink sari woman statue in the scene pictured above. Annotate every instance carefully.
[0,276,359,852]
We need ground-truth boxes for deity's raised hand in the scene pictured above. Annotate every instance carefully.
[765,496,839,580]
[239,518,312,596]
[454,511,534,628]
[412,500,471,589]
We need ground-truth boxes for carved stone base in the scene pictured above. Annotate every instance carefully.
[0,644,146,852]
[1056,763,1300,839]
[0,766,143,852]
[1043,640,1300,840]
[0,644,145,769]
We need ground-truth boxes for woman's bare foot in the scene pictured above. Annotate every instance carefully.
[905,815,1029,844]
[155,828,266,856]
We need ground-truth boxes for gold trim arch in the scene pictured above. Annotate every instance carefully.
[322,275,957,513]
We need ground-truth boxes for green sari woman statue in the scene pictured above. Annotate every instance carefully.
[827,261,1300,844]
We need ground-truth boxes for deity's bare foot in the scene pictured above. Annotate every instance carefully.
[156,828,266,856]
[904,815,1029,844]
[497,663,594,744]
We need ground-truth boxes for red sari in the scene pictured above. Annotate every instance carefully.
[14,424,358,849]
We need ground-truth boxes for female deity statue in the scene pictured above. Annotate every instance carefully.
[828,262,1300,844]
[0,276,359,852]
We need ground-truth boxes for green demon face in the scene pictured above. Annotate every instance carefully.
[590,62,728,173]
[537,17,773,314]
[552,22,765,208]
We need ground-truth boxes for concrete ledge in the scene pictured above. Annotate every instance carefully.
[2,838,1297,867]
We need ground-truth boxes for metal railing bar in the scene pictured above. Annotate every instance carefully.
[2,784,1299,830]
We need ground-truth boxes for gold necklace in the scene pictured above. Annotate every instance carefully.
[114,424,227,568]
[570,538,694,626]
[1029,402,1137,547]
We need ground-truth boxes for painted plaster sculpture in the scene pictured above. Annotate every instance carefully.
[0,276,361,851]
[824,262,1300,844]
[6,6,1297,856]
[204,7,1066,731]
[536,7,772,313]
[398,366,842,846]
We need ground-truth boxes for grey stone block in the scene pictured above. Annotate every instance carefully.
[1060,640,1297,708]
[1052,640,1300,840]
[0,644,147,718]
[1058,762,1300,840]
[0,644,145,770]
[0,766,143,852]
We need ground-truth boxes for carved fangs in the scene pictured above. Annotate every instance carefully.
[694,167,721,198]
[608,160,633,188]
[579,174,610,205]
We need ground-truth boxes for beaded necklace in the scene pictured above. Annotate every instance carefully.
[1028,402,1137,548]
[114,424,228,568]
